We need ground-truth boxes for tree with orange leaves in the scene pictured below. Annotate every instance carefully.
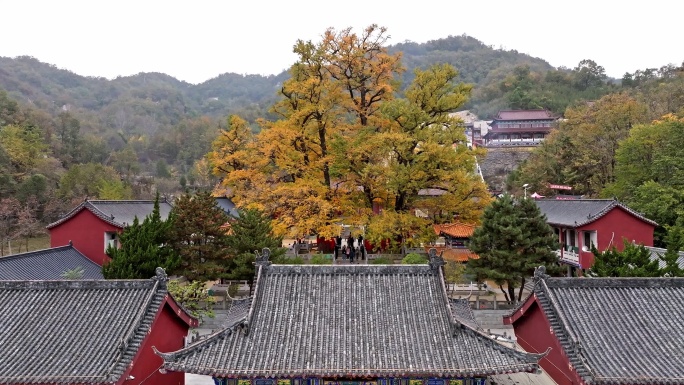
[209,25,488,241]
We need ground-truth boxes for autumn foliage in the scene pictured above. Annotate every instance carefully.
[208,25,490,242]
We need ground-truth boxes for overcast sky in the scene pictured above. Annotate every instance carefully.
[3,0,682,84]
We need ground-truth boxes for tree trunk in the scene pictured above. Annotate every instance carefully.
[518,277,526,303]
[498,284,511,304]
[506,281,516,305]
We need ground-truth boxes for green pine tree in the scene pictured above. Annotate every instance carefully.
[662,220,684,277]
[224,208,285,291]
[590,240,661,277]
[167,191,231,281]
[102,192,179,279]
[466,194,558,303]
[515,197,561,298]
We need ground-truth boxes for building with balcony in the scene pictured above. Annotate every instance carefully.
[483,110,557,146]
[534,199,657,275]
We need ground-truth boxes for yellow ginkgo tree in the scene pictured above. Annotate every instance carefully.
[209,25,490,244]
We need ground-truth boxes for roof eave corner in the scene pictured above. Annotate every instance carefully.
[534,347,552,362]
[152,345,175,363]
[155,267,199,327]
[504,266,547,324]
[428,248,463,333]
[243,247,272,335]
[45,200,90,229]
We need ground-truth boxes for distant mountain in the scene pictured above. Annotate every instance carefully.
[0,35,556,123]
[393,34,553,85]
[1,34,629,181]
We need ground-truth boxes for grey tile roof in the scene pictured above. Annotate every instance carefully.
[0,245,103,280]
[0,269,184,384]
[47,199,173,229]
[514,269,684,385]
[449,298,480,330]
[646,246,684,270]
[215,197,239,218]
[159,263,543,378]
[534,199,657,227]
[494,110,557,121]
[221,297,252,329]
[489,370,558,385]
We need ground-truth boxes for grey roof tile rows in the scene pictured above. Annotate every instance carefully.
[534,199,657,227]
[160,264,542,379]
[0,245,103,280]
[524,271,684,384]
[646,246,684,270]
[47,199,173,229]
[0,269,169,384]
[494,110,556,121]
[449,298,480,330]
[220,298,252,329]
[215,197,240,218]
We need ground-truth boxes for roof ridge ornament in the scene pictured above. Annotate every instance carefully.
[428,248,445,271]
[254,247,272,267]
[533,265,548,281]
[155,267,168,282]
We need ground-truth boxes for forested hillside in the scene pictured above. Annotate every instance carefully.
[1,31,682,251]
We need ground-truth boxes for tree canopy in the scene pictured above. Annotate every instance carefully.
[589,241,661,277]
[102,193,179,279]
[223,208,285,288]
[209,25,490,242]
[167,191,231,281]
[512,93,648,197]
[466,195,559,303]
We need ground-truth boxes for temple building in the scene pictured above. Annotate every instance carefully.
[157,249,545,384]
[483,110,557,146]
[505,267,684,385]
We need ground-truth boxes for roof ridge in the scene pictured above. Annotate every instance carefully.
[0,278,157,290]
[546,276,684,288]
[106,268,170,382]
[0,244,73,260]
[88,199,158,203]
[45,200,89,229]
[154,315,248,362]
[265,264,435,275]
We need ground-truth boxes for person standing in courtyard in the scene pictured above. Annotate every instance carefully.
[335,235,341,259]
[357,235,364,260]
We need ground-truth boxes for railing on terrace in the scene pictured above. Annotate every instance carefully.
[555,244,580,265]
[483,140,544,147]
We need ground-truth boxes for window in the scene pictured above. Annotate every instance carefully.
[104,232,119,252]
[568,229,576,247]
[583,230,597,251]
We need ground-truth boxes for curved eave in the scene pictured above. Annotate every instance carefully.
[503,292,538,324]
[164,294,199,327]
[154,317,248,362]
[575,202,657,228]
[158,310,544,379]
[46,201,124,229]
[159,363,542,380]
